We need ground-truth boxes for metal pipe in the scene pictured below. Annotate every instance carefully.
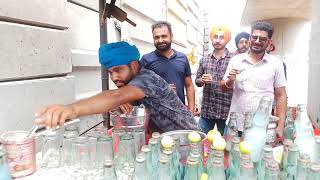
[99,0,110,128]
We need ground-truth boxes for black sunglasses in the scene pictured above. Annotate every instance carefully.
[250,35,269,42]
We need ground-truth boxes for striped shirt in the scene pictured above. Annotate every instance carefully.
[223,53,286,131]
[195,49,233,120]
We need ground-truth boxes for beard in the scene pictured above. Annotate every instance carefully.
[239,47,248,53]
[113,67,134,88]
[213,43,225,50]
[155,42,171,51]
[250,44,267,54]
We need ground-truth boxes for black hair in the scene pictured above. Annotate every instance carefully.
[151,21,172,34]
[251,21,274,39]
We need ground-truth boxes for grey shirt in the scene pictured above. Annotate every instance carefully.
[129,68,199,133]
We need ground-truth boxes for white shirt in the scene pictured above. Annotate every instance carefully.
[223,52,286,131]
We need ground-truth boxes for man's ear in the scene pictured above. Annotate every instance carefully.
[129,61,140,72]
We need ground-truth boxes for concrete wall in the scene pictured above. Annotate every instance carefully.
[0,0,205,134]
[267,18,311,107]
[308,0,320,121]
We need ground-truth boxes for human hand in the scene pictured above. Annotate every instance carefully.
[34,105,77,129]
[227,69,240,82]
[119,103,133,115]
[201,74,213,84]
[169,83,177,92]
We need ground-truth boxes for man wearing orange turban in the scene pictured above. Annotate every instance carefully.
[195,25,233,134]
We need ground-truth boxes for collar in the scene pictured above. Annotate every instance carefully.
[155,49,177,59]
[241,52,269,64]
[209,48,232,60]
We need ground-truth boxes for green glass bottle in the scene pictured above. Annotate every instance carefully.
[279,139,293,180]
[0,147,11,180]
[103,160,117,180]
[162,148,175,180]
[307,163,320,180]
[208,159,226,180]
[149,137,159,177]
[264,161,279,180]
[172,136,181,180]
[287,144,299,180]
[133,153,151,180]
[284,107,294,140]
[157,155,174,180]
[185,156,200,180]
[239,161,256,180]
[141,145,153,176]
[257,145,273,180]
[228,137,241,180]
[296,153,311,180]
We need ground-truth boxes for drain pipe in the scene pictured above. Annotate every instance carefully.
[99,0,110,128]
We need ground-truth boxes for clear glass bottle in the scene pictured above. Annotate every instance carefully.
[226,112,238,151]
[279,139,293,179]
[114,133,135,177]
[264,161,280,180]
[266,116,279,146]
[244,96,273,163]
[185,156,200,180]
[72,136,90,170]
[284,107,294,140]
[42,130,61,169]
[133,127,146,155]
[96,136,113,168]
[287,144,299,180]
[296,153,311,180]
[162,148,175,180]
[294,104,318,162]
[62,126,79,167]
[239,161,256,180]
[172,136,181,180]
[103,160,117,180]
[242,112,253,139]
[208,159,225,180]
[307,163,320,180]
[0,147,11,180]
[133,153,151,180]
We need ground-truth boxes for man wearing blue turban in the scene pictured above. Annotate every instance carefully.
[233,31,250,55]
[35,41,199,133]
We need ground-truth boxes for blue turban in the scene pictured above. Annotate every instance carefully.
[99,41,140,69]
[235,32,250,46]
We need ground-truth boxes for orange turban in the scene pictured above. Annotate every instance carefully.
[210,25,231,43]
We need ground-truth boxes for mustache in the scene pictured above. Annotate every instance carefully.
[214,43,222,46]
[114,80,125,85]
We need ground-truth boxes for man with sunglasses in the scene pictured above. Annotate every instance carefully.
[220,21,287,139]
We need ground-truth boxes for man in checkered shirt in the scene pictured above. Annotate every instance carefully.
[195,25,233,134]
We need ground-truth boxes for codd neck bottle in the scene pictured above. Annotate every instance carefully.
[149,137,159,177]
[0,147,11,180]
[133,153,151,180]
[307,163,320,180]
[133,127,146,155]
[151,132,161,155]
[244,96,272,163]
[294,104,318,162]
[228,137,241,180]
[257,153,273,180]
[172,136,181,180]
[287,144,299,180]
[284,107,294,140]
[96,136,114,168]
[162,148,175,180]
[157,155,173,180]
[226,112,238,151]
[185,156,200,180]
[114,133,135,177]
[103,160,117,180]
[279,139,293,179]
[242,112,253,139]
[296,153,311,180]
[239,161,256,180]
[264,161,279,180]
[208,159,225,180]
[141,145,153,176]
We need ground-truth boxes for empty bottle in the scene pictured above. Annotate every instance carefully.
[185,156,200,180]
[103,160,117,180]
[307,162,320,180]
[287,144,299,180]
[296,153,311,180]
[264,161,279,180]
[208,159,225,180]
[133,153,151,180]
[0,147,11,180]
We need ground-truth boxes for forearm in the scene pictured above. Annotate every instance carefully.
[69,90,126,117]
[275,92,287,129]
[186,85,196,112]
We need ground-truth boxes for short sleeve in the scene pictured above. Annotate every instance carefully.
[223,57,235,80]
[184,56,192,76]
[274,59,286,88]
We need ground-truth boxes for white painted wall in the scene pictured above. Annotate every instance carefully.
[267,18,311,107]
[308,0,320,122]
